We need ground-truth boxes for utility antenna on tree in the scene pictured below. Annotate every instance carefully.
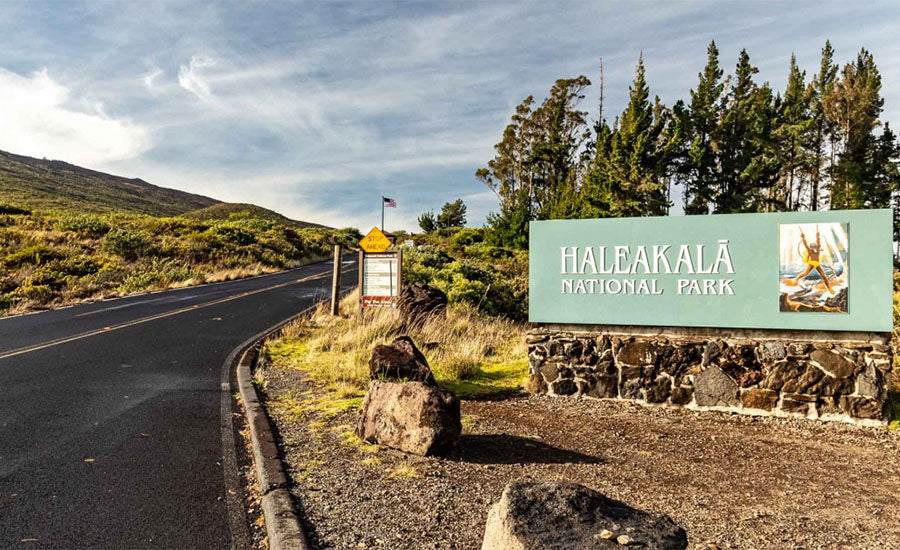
[598,57,605,120]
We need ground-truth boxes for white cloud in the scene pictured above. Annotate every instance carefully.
[142,67,163,92]
[178,54,216,101]
[0,68,151,166]
[4,1,900,230]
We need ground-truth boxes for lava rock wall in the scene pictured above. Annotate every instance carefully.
[526,326,893,425]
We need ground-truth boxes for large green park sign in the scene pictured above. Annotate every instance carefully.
[529,209,893,332]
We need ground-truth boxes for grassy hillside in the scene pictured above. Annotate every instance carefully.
[0,206,360,315]
[0,148,355,314]
[184,203,327,228]
[0,149,219,216]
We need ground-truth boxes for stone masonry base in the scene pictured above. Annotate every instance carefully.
[527,325,894,426]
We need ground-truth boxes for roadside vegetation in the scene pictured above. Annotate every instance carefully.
[0,205,359,315]
[399,227,528,322]
[257,290,527,419]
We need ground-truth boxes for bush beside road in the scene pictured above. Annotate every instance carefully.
[0,204,359,315]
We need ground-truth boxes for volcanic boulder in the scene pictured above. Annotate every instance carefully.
[481,481,687,549]
[398,282,448,323]
[369,336,437,386]
[356,380,461,456]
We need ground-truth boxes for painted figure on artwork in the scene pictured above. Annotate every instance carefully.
[779,222,848,313]
[791,228,834,294]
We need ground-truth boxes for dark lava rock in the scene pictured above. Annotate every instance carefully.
[839,395,887,420]
[616,341,658,367]
[587,375,618,399]
[398,282,447,323]
[524,373,546,395]
[369,336,436,386]
[741,388,778,411]
[809,349,855,379]
[669,385,694,405]
[693,366,739,407]
[645,377,672,404]
[481,481,688,550]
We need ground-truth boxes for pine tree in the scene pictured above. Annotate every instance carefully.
[436,199,467,228]
[417,210,437,233]
[824,48,885,208]
[774,54,813,210]
[870,123,900,209]
[580,115,615,217]
[681,41,724,214]
[806,40,838,211]
[716,49,778,212]
[585,56,676,217]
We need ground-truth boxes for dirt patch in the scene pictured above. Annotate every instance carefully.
[260,366,900,549]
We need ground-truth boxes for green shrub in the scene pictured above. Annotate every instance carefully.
[0,203,30,215]
[55,215,110,237]
[103,228,153,260]
[402,241,527,321]
[467,243,514,260]
[16,283,53,303]
[0,207,355,315]
[420,248,453,269]
[5,245,62,268]
[449,228,485,246]
[118,259,195,293]
[57,257,102,277]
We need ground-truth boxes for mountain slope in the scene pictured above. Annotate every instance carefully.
[0,150,219,216]
[183,203,327,228]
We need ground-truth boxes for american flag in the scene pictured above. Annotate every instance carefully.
[383,197,397,208]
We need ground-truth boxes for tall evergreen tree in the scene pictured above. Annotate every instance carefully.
[774,54,813,210]
[417,210,437,233]
[681,41,724,214]
[478,42,897,249]
[806,40,838,210]
[870,123,900,209]
[528,76,592,219]
[478,77,591,246]
[715,49,778,212]
[436,199,467,228]
[582,56,675,217]
[824,48,885,208]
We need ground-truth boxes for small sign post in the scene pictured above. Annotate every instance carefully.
[358,226,402,316]
[330,244,342,316]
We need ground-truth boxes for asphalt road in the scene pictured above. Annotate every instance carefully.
[0,258,358,549]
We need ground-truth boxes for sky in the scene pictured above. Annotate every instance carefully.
[1,1,899,231]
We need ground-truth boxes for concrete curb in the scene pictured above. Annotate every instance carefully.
[237,345,308,550]
[233,285,356,550]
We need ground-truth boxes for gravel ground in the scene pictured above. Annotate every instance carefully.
[261,366,900,550]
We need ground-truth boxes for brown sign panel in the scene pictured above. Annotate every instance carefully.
[362,295,396,308]
[361,251,400,309]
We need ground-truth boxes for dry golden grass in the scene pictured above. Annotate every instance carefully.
[263,289,528,399]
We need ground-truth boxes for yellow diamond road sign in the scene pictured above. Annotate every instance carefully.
[359,226,391,253]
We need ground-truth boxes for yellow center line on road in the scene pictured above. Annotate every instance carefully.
[0,270,334,361]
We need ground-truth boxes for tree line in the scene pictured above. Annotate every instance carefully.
[418,199,467,232]
[475,41,900,248]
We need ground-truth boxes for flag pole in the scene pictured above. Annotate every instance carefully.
[381,196,384,231]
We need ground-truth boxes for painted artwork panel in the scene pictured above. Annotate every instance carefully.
[778,222,848,313]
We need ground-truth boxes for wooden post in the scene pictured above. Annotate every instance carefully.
[358,249,365,318]
[396,248,403,309]
[330,244,342,316]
